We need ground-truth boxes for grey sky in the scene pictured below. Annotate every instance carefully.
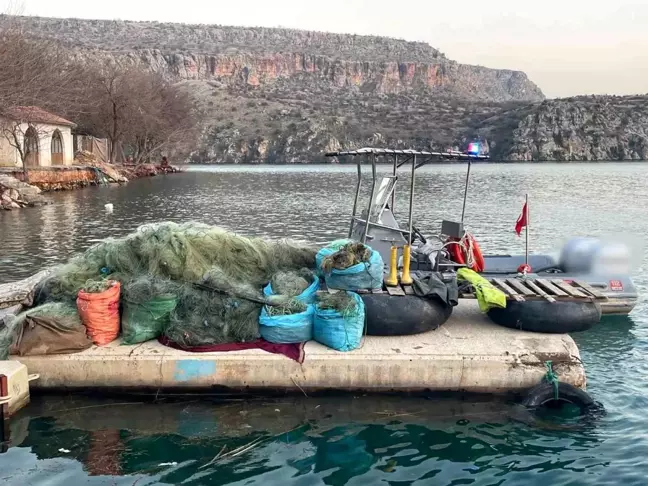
[4,0,648,98]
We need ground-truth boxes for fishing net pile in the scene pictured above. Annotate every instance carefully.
[321,242,372,273]
[264,269,314,316]
[316,292,359,315]
[316,240,384,291]
[31,221,318,346]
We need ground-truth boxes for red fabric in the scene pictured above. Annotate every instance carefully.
[515,202,528,236]
[158,336,305,363]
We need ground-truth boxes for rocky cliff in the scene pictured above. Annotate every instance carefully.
[5,16,647,162]
[490,96,648,161]
[9,16,543,103]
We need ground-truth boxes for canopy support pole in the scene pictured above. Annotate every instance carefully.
[461,159,472,223]
[391,154,397,213]
[407,155,416,245]
[349,158,362,238]
[362,153,377,244]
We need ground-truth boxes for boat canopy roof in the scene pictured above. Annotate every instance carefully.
[324,147,489,160]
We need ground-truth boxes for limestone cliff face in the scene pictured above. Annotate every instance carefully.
[10,15,544,103]
[72,49,543,101]
[493,96,648,161]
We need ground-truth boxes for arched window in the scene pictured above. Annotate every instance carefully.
[24,126,39,167]
[51,130,64,165]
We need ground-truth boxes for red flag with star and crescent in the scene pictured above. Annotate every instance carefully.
[515,202,528,236]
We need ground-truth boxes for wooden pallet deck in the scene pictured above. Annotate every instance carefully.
[319,278,606,304]
[319,282,414,296]
[461,278,607,303]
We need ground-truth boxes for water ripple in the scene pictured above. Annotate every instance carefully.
[2,163,648,485]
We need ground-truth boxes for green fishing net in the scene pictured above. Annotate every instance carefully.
[316,292,359,315]
[31,222,318,346]
[270,269,313,296]
[321,242,372,273]
[0,319,16,360]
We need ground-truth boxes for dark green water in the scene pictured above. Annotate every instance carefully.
[1,163,647,485]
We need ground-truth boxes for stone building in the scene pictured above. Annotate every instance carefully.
[0,106,76,167]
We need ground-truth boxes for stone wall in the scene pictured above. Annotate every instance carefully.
[10,167,98,191]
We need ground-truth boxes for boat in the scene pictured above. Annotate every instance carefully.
[323,147,638,329]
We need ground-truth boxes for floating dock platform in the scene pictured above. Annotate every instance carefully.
[9,301,585,395]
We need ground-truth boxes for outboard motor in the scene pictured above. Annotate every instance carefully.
[560,237,632,275]
[559,238,601,273]
[592,242,633,275]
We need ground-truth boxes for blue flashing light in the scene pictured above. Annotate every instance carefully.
[467,143,480,155]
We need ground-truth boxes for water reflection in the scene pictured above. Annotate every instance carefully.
[5,395,606,485]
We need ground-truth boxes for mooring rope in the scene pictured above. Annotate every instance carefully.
[544,361,560,400]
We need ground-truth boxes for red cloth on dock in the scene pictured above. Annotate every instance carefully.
[158,336,305,363]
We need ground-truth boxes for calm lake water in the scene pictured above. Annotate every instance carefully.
[1,163,647,485]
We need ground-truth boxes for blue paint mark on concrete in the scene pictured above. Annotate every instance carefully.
[174,360,216,382]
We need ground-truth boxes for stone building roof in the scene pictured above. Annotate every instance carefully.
[0,106,76,127]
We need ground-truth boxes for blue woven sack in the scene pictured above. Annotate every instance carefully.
[313,292,365,352]
[259,304,315,344]
[317,241,384,290]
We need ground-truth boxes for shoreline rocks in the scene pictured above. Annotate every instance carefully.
[0,174,49,210]
[1,157,183,210]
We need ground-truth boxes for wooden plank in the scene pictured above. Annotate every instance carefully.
[551,280,589,299]
[505,278,536,297]
[490,278,525,302]
[572,280,607,300]
[403,285,415,295]
[370,288,385,294]
[524,280,556,303]
[386,285,406,296]
[535,279,569,297]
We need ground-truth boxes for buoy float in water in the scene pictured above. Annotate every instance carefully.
[105,203,114,213]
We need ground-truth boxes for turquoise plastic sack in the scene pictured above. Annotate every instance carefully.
[313,292,365,352]
[316,241,384,291]
[259,304,315,344]
[263,275,320,303]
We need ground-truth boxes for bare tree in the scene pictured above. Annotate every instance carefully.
[0,14,94,175]
[0,12,200,168]
[0,115,45,178]
[78,66,199,163]
[0,16,91,114]
[128,76,199,163]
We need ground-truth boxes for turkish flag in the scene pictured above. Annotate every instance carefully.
[515,202,528,236]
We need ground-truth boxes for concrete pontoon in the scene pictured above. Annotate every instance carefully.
[10,301,584,395]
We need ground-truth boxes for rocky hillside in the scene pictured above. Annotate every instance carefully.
[4,16,647,162]
[493,96,648,161]
[8,16,543,103]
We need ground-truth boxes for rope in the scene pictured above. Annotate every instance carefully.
[544,361,560,400]
[438,234,476,268]
[461,232,477,268]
